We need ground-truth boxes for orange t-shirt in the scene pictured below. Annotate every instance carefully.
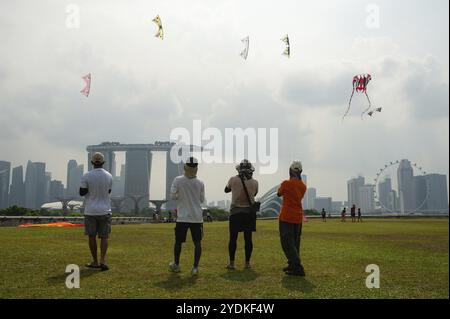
[278,178,307,224]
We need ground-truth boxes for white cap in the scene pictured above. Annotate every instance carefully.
[290,161,303,172]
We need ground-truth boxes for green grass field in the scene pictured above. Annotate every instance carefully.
[0,218,448,299]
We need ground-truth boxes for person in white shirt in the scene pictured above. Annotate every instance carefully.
[79,152,113,271]
[169,157,205,276]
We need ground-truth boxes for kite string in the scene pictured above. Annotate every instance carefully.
[360,91,372,118]
[342,89,355,121]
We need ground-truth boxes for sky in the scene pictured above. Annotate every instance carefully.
[0,0,448,202]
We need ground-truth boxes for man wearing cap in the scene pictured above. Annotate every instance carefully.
[169,157,205,275]
[277,161,307,276]
[79,152,113,271]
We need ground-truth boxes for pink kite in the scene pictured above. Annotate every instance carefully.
[80,73,91,97]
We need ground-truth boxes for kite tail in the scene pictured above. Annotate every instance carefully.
[342,90,355,120]
[361,91,372,118]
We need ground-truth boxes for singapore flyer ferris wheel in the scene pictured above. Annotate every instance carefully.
[373,160,430,215]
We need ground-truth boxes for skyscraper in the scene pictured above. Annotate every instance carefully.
[314,197,332,213]
[359,184,375,213]
[124,150,152,212]
[24,161,46,209]
[66,160,77,190]
[304,187,317,210]
[9,165,25,207]
[414,175,428,211]
[397,159,415,213]
[347,176,365,208]
[0,161,11,209]
[67,164,84,198]
[49,180,64,202]
[425,174,448,212]
[378,177,393,212]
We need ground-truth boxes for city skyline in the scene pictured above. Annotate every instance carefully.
[0,0,448,204]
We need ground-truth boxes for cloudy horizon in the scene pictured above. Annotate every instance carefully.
[0,0,448,202]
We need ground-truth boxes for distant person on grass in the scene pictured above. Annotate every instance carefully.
[225,159,258,270]
[277,161,307,276]
[169,157,205,276]
[321,208,327,222]
[341,207,346,222]
[357,208,362,222]
[351,204,356,223]
[79,152,113,271]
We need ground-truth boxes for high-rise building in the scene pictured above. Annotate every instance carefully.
[24,161,46,209]
[304,187,316,210]
[414,175,428,211]
[124,150,152,212]
[66,160,77,189]
[9,165,25,207]
[0,161,11,209]
[388,189,399,212]
[49,180,64,202]
[332,201,342,213]
[425,174,448,212]
[347,176,365,208]
[314,197,332,212]
[67,164,84,198]
[378,177,393,212]
[397,159,416,213]
[44,172,51,202]
[111,164,125,198]
[359,184,375,213]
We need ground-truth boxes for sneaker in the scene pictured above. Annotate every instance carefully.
[169,262,181,273]
[191,267,199,276]
[286,265,306,277]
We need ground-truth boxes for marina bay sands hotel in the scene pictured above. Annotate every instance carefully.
[86,141,192,211]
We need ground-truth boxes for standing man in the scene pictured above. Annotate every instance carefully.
[277,161,307,276]
[357,208,363,222]
[169,157,205,276]
[351,204,356,223]
[80,152,113,271]
[321,208,327,222]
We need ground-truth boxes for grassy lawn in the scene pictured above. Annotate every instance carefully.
[0,218,448,299]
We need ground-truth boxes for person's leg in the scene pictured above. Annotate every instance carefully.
[228,231,238,267]
[243,230,253,267]
[193,241,202,268]
[173,240,182,265]
[88,236,98,265]
[100,237,108,265]
[280,221,300,268]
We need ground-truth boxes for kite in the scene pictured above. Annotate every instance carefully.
[367,107,382,117]
[343,74,372,120]
[152,15,164,39]
[18,222,83,228]
[80,73,91,97]
[240,36,249,60]
[281,34,290,58]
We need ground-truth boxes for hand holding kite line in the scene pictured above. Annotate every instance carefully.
[80,73,91,97]
[281,34,290,58]
[240,36,249,60]
[343,74,373,120]
[152,15,164,39]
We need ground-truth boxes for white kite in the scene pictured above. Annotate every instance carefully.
[152,15,164,40]
[240,36,249,60]
[80,73,91,97]
[281,34,290,58]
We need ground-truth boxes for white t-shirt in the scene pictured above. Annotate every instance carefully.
[80,168,113,216]
[170,175,205,223]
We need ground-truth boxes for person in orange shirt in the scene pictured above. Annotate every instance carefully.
[277,161,307,276]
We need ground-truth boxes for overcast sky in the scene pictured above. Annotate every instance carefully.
[0,0,448,202]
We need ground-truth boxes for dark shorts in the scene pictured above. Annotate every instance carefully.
[84,214,112,238]
[175,222,203,243]
[229,209,256,233]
